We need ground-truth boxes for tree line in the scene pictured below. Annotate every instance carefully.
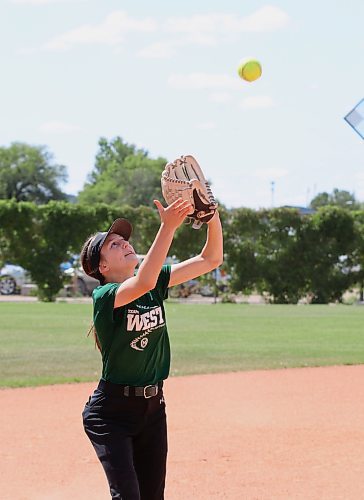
[1,138,362,211]
[0,138,363,303]
[1,200,363,303]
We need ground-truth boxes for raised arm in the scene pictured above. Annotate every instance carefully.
[114,199,192,308]
[168,211,223,287]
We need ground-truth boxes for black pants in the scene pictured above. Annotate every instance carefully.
[82,380,167,500]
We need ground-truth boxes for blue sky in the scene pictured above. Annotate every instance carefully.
[1,0,364,209]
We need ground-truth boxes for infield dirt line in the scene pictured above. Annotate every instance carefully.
[1,365,364,499]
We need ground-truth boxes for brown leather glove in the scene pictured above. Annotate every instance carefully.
[161,155,218,229]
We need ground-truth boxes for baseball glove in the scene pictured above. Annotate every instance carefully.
[161,155,218,229]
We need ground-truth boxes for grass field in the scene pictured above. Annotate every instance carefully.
[0,301,363,387]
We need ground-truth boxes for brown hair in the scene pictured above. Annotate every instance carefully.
[87,323,101,352]
[81,234,104,351]
[80,235,106,284]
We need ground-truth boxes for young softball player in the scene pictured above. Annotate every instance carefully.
[81,197,223,500]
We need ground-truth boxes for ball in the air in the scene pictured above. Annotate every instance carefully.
[238,58,262,82]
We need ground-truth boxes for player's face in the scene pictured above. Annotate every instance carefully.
[100,233,138,273]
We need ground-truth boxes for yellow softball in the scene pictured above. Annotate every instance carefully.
[238,58,262,82]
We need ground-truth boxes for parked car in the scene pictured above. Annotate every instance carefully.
[0,263,28,295]
[168,279,200,298]
[63,266,99,296]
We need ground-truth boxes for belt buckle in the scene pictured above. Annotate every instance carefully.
[143,384,157,399]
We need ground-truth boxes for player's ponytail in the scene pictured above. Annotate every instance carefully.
[87,323,101,352]
[81,234,105,351]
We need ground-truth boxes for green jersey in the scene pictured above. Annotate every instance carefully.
[92,265,171,386]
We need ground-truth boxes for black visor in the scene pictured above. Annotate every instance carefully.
[86,218,132,278]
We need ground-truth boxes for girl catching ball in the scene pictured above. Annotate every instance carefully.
[81,197,223,500]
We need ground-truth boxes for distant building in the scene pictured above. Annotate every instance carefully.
[66,194,78,204]
[281,205,316,215]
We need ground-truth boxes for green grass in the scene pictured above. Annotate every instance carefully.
[0,301,363,387]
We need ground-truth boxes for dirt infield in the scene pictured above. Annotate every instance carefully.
[2,365,364,500]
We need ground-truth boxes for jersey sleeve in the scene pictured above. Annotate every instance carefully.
[155,264,171,300]
[92,282,121,325]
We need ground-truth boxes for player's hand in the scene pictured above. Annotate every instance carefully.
[154,199,193,230]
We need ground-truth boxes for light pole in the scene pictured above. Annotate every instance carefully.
[271,181,275,207]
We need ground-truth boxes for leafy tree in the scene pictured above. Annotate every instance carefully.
[352,211,364,301]
[258,208,307,304]
[224,206,360,304]
[310,189,360,210]
[224,207,307,303]
[0,200,192,301]
[78,137,166,207]
[0,200,92,301]
[301,207,357,303]
[0,142,67,203]
[224,207,264,295]
[0,197,227,300]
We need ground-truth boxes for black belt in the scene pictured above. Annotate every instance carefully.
[98,379,163,399]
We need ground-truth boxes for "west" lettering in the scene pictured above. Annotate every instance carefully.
[127,307,164,332]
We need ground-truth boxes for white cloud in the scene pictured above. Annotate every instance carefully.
[168,73,241,91]
[43,10,157,51]
[165,6,290,36]
[239,5,290,32]
[23,5,289,55]
[140,6,290,59]
[11,0,87,4]
[40,121,81,134]
[240,95,275,109]
[138,34,215,59]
